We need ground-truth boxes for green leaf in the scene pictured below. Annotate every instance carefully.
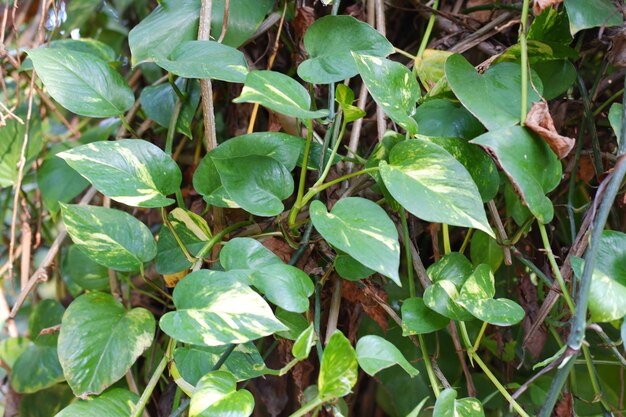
[457,264,525,326]
[160,270,287,346]
[63,245,110,291]
[275,309,310,341]
[335,253,375,281]
[356,335,419,377]
[572,231,626,322]
[380,139,493,236]
[609,103,622,144]
[220,237,282,270]
[318,331,358,401]
[156,41,248,83]
[27,48,134,117]
[310,197,401,285]
[190,371,254,417]
[298,15,394,84]
[129,0,273,64]
[445,54,542,130]
[249,264,313,313]
[424,280,473,321]
[55,388,138,417]
[413,99,484,139]
[140,79,201,138]
[58,292,155,397]
[401,297,449,335]
[58,139,182,208]
[353,53,420,135]
[335,84,366,123]
[424,136,499,202]
[527,7,573,45]
[61,204,157,272]
[193,132,303,209]
[0,337,30,368]
[429,252,474,286]
[470,231,504,273]
[293,323,316,360]
[471,126,562,224]
[48,38,116,62]
[0,111,42,188]
[213,155,294,216]
[433,388,485,417]
[174,343,266,385]
[415,49,453,88]
[29,299,65,345]
[37,143,89,214]
[532,59,577,100]
[11,345,64,393]
[564,0,623,35]
[19,384,74,417]
[233,70,329,119]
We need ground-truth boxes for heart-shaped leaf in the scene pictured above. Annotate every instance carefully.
[19,384,74,417]
[445,54,542,131]
[59,139,182,208]
[156,40,248,83]
[47,38,116,61]
[190,371,254,417]
[564,0,623,35]
[55,388,138,417]
[63,246,109,291]
[297,15,394,84]
[310,198,400,285]
[140,79,201,138]
[234,70,328,119]
[27,48,134,118]
[457,264,525,326]
[160,270,287,346]
[356,335,418,377]
[335,253,375,281]
[335,84,366,123]
[423,136,499,202]
[213,155,294,216]
[0,113,42,188]
[470,231,504,272]
[174,343,266,385]
[401,297,449,335]
[220,237,282,270]
[319,331,358,401]
[433,389,485,417]
[353,53,420,135]
[293,324,316,361]
[61,204,157,272]
[424,280,474,321]
[471,126,561,224]
[413,99,484,139]
[194,132,303,210]
[58,293,155,397]
[380,139,493,236]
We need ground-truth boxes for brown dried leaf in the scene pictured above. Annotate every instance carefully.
[608,28,626,68]
[554,392,573,417]
[262,237,293,263]
[293,6,315,41]
[532,0,563,15]
[526,101,575,159]
[163,270,188,288]
[518,276,547,359]
[342,281,388,332]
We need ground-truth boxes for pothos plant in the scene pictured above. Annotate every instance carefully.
[2,0,626,416]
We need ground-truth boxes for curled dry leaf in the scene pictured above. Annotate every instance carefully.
[608,28,626,68]
[532,0,563,15]
[526,101,575,159]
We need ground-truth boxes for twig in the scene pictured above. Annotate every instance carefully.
[217,0,229,43]
[198,0,217,151]
[374,0,387,141]
[8,187,98,319]
[324,278,342,345]
[487,200,512,265]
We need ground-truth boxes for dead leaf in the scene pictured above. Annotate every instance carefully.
[526,101,575,159]
[293,6,315,41]
[467,0,496,23]
[532,0,563,16]
[262,237,293,263]
[554,392,573,417]
[163,270,188,288]
[608,27,626,68]
[342,281,388,331]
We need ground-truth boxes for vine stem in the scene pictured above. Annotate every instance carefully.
[130,339,174,417]
[400,208,416,298]
[192,220,253,270]
[288,119,314,227]
[519,0,530,125]
[441,223,451,255]
[471,353,531,417]
[537,222,576,313]
[290,398,323,417]
[418,334,441,398]
[198,0,217,150]
[416,0,439,59]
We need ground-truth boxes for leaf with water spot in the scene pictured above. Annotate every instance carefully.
[58,139,182,208]
[58,293,155,397]
[310,197,401,285]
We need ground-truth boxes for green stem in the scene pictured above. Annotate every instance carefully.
[130,339,173,417]
[471,353,531,417]
[442,223,451,255]
[537,222,576,313]
[416,0,439,59]
[519,0,530,125]
[165,97,183,155]
[581,344,612,411]
[459,229,473,254]
[418,334,441,398]
[168,73,186,101]
[161,208,195,263]
[394,47,417,60]
[120,114,139,137]
[175,189,185,209]
[315,119,347,187]
[290,398,323,417]
[471,322,488,354]
[400,208,416,298]
[194,220,253,263]
[458,321,473,351]
[289,119,315,227]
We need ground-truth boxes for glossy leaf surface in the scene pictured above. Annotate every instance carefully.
[318,331,358,401]
[356,335,418,377]
[189,371,254,417]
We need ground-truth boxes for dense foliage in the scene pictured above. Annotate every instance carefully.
[2,0,626,416]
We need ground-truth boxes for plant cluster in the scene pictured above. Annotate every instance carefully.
[2,0,626,416]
